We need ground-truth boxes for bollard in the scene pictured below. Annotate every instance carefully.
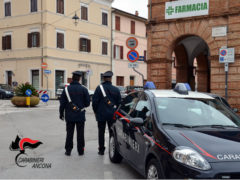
[26,96,30,107]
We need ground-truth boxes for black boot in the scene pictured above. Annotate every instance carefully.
[98,147,105,155]
[65,151,71,156]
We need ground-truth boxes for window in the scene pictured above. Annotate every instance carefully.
[5,2,11,16]
[102,41,108,55]
[130,76,135,86]
[2,35,12,50]
[115,16,120,31]
[28,32,40,48]
[79,38,91,52]
[56,0,64,14]
[120,92,139,114]
[31,70,39,90]
[116,76,124,86]
[55,70,64,93]
[131,21,135,34]
[114,45,123,59]
[57,32,64,49]
[102,12,108,26]
[31,0,37,12]
[81,5,88,21]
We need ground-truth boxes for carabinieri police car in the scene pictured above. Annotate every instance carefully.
[109,83,240,179]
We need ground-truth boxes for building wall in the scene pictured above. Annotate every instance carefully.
[112,12,147,87]
[0,0,113,97]
[147,0,240,111]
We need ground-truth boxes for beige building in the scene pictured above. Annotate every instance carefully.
[112,8,147,87]
[0,0,113,98]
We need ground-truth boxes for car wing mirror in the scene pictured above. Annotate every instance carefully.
[233,108,238,113]
[130,117,144,127]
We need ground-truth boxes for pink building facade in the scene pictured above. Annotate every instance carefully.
[112,9,147,87]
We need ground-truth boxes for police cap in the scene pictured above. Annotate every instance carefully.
[72,71,83,76]
[102,71,113,77]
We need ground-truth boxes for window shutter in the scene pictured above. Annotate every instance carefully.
[61,33,64,48]
[9,35,12,49]
[115,16,120,31]
[79,38,81,51]
[144,50,147,62]
[102,13,108,26]
[60,0,64,14]
[57,33,60,48]
[131,21,135,34]
[81,6,88,20]
[5,35,11,50]
[120,46,123,59]
[2,36,6,50]
[28,33,32,48]
[36,32,40,47]
[87,39,91,52]
[114,45,116,58]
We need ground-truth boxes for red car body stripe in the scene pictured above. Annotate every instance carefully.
[180,133,217,160]
[114,111,171,155]
[19,138,40,150]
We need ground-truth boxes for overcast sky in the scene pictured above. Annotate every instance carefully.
[112,0,148,18]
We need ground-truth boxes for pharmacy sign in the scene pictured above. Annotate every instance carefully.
[165,0,209,19]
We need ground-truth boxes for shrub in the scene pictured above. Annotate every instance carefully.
[14,82,39,97]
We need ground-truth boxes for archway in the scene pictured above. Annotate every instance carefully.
[171,35,210,92]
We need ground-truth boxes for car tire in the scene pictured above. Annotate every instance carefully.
[109,133,122,163]
[146,159,165,179]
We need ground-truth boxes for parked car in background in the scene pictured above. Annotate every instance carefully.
[116,86,127,99]
[125,86,143,94]
[56,83,94,100]
[0,84,14,99]
[205,93,238,114]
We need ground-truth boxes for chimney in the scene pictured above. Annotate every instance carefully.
[135,11,139,16]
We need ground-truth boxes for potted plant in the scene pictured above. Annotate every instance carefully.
[11,82,40,107]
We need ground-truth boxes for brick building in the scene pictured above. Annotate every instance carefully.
[147,0,240,110]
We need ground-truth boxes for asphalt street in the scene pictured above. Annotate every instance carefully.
[0,100,142,179]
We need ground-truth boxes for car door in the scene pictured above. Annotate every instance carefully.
[127,93,153,171]
[115,92,140,158]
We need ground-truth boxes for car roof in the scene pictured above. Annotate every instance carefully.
[148,90,214,99]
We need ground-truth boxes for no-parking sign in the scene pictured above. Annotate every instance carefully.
[127,50,139,63]
[219,48,235,63]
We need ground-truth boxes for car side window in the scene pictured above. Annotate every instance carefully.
[120,92,139,115]
[131,94,152,131]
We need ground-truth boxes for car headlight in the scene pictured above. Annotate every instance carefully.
[6,91,12,94]
[173,146,211,170]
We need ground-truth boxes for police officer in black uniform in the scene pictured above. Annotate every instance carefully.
[92,71,121,155]
[59,71,90,156]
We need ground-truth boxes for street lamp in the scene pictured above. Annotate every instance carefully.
[72,12,79,26]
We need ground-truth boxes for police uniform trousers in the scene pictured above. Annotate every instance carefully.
[98,120,113,151]
[65,121,85,153]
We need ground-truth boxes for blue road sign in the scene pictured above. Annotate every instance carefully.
[44,70,51,74]
[138,56,145,61]
[41,94,49,103]
[25,89,32,96]
[127,50,139,63]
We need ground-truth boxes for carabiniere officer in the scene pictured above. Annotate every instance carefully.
[59,71,90,156]
[92,71,121,155]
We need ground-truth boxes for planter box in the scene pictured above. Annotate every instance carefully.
[11,96,40,107]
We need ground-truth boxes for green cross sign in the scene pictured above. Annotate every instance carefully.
[166,6,174,15]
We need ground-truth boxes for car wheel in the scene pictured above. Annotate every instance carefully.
[146,159,164,179]
[109,133,122,163]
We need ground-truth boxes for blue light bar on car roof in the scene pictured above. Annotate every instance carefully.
[174,83,191,95]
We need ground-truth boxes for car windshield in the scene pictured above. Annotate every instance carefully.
[155,98,240,128]
[0,84,12,91]
[117,86,125,91]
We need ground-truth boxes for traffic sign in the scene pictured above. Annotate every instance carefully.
[41,62,48,69]
[126,37,138,49]
[128,63,139,68]
[138,56,145,61]
[25,89,32,96]
[44,70,51,74]
[41,94,49,103]
[127,50,139,63]
[219,48,235,63]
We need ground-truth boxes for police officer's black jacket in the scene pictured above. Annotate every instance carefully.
[92,81,121,122]
[59,81,90,122]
